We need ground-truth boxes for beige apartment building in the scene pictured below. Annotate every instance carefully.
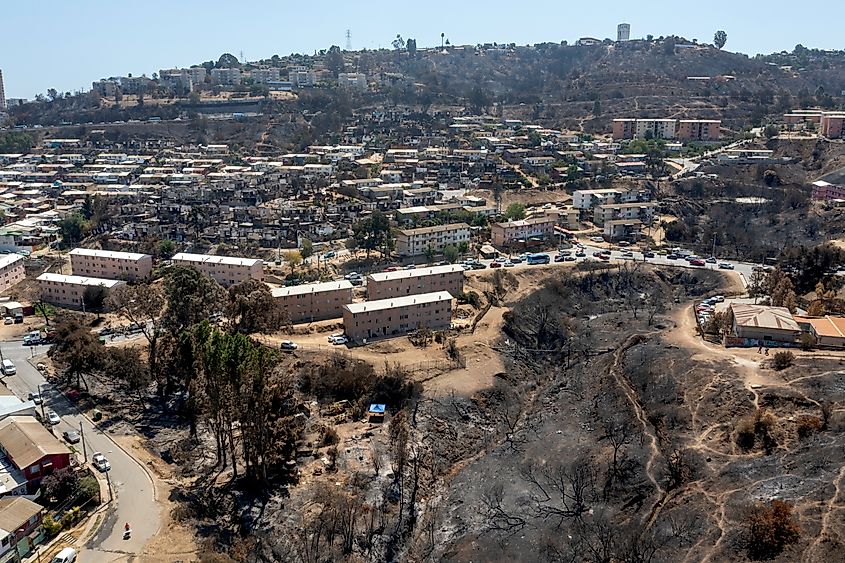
[36,273,126,308]
[395,223,471,257]
[69,248,153,281]
[367,264,464,301]
[343,291,454,342]
[271,280,353,323]
[0,254,25,294]
[171,253,263,286]
[491,217,555,247]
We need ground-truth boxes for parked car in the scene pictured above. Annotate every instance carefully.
[92,452,111,472]
[509,256,524,264]
[3,317,12,325]
[666,254,679,260]
[590,236,605,243]
[504,260,515,268]
[471,263,487,270]
[643,251,655,258]
[328,335,349,345]
[349,278,363,286]
[1,359,15,376]
[622,250,634,257]
[719,262,734,270]
[575,251,586,258]
[554,254,566,262]
[706,257,718,264]
[62,430,81,444]
[490,261,502,268]
[343,272,360,280]
[280,340,298,351]
[404,264,416,270]
[50,547,78,563]
[46,410,60,425]
[27,391,42,405]
[689,259,706,266]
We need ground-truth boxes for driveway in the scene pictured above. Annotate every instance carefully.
[0,341,160,562]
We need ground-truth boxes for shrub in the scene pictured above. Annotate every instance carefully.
[320,426,339,446]
[796,415,823,439]
[746,500,801,560]
[76,475,100,504]
[42,515,62,537]
[459,291,482,308]
[799,334,815,351]
[772,351,795,371]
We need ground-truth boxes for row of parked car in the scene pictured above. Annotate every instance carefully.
[697,295,726,325]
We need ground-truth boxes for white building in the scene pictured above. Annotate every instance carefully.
[210,68,242,85]
[617,23,631,42]
[635,119,676,140]
[289,67,317,88]
[338,72,367,90]
[171,252,263,286]
[250,68,281,84]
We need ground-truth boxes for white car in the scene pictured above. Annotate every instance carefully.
[280,340,298,351]
[92,452,111,472]
[328,335,349,345]
[27,391,42,405]
[46,410,60,425]
[3,317,12,325]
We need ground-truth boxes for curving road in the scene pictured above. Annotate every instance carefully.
[0,341,159,562]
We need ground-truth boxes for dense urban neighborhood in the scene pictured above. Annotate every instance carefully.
[1,13,845,563]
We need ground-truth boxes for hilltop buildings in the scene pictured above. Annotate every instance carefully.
[612,118,721,141]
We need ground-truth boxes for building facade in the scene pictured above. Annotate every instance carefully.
[617,23,631,42]
[811,180,845,202]
[676,120,721,141]
[611,119,637,140]
[821,113,845,139]
[0,417,72,491]
[367,264,464,301]
[395,223,471,257]
[635,119,676,140]
[0,70,5,110]
[271,280,353,323]
[36,273,125,308]
[69,248,153,281]
[491,217,555,247]
[343,291,453,342]
[171,253,263,287]
[0,255,24,295]
[210,68,242,85]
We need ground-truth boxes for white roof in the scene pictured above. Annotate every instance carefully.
[0,255,23,270]
[271,280,353,298]
[368,264,464,283]
[36,273,125,288]
[172,252,262,267]
[69,248,150,261]
[344,291,453,315]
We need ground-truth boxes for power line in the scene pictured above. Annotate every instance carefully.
[345,29,353,51]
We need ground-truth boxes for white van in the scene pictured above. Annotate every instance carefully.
[51,547,78,563]
[1,359,15,376]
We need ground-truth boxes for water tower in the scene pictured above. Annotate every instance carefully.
[617,23,631,42]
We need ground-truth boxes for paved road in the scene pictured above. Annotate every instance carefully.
[0,341,159,562]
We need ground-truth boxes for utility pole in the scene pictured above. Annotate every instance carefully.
[38,383,46,421]
[105,469,113,502]
[79,421,88,463]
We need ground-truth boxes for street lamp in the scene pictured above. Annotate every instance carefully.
[37,383,46,421]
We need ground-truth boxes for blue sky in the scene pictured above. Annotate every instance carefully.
[3,0,843,98]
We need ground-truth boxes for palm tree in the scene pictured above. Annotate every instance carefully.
[441,33,445,49]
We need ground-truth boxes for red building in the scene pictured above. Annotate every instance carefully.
[0,417,71,493]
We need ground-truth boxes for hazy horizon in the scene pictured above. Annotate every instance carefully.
[3,0,844,99]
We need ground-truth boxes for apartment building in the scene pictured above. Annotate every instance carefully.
[210,68,242,85]
[592,202,656,226]
[491,217,555,247]
[395,223,471,257]
[676,119,721,141]
[0,69,5,110]
[271,280,353,323]
[69,248,153,281]
[36,273,126,308]
[821,113,845,139]
[611,119,637,140]
[171,253,263,286]
[251,68,282,84]
[0,254,24,294]
[367,264,464,301]
[289,67,317,88]
[635,119,676,140]
[811,180,845,202]
[572,188,646,210]
[343,291,454,342]
[338,72,367,90]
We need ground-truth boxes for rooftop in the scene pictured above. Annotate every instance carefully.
[794,315,845,339]
[398,223,470,236]
[69,247,150,261]
[36,273,125,288]
[0,497,42,535]
[0,416,69,469]
[731,304,800,332]
[0,254,23,270]
[172,252,263,267]
[368,264,464,283]
[344,291,453,315]
[271,280,353,298]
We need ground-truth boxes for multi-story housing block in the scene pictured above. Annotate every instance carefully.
[491,217,555,247]
[0,255,25,294]
[343,291,453,342]
[395,223,471,257]
[271,280,353,323]
[821,113,845,139]
[676,119,721,141]
[210,68,242,85]
[171,253,263,286]
[69,248,153,281]
[36,273,126,308]
[367,264,464,301]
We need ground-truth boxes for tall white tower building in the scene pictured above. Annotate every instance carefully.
[0,69,6,110]
[617,23,631,42]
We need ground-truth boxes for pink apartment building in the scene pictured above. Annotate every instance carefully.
[271,280,353,323]
[36,273,126,308]
[343,291,453,342]
[612,119,637,140]
[171,253,263,286]
[676,120,721,141]
[811,180,845,202]
[491,217,555,247]
[69,248,153,281]
[820,114,845,139]
[0,254,25,295]
[367,264,464,300]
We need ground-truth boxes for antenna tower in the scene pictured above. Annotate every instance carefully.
[345,30,353,51]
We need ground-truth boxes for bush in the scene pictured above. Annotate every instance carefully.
[796,415,823,439]
[772,351,795,371]
[320,426,339,447]
[42,515,62,537]
[77,475,100,504]
[458,291,482,308]
[746,500,801,560]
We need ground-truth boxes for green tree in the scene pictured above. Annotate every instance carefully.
[504,203,526,220]
[0,132,34,153]
[48,317,106,389]
[109,283,166,390]
[352,211,394,258]
[406,38,417,58]
[226,279,282,334]
[158,239,176,259]
[82,285,109,319]
[325,45,344,77]
[161,266,225,337]
[57,213,89,247]
[714,30,728,50]
[592,99,602,116]
[216,53,240,68]
[424,245,437,263]
[300,238,314,259]
[443,245,460,264]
